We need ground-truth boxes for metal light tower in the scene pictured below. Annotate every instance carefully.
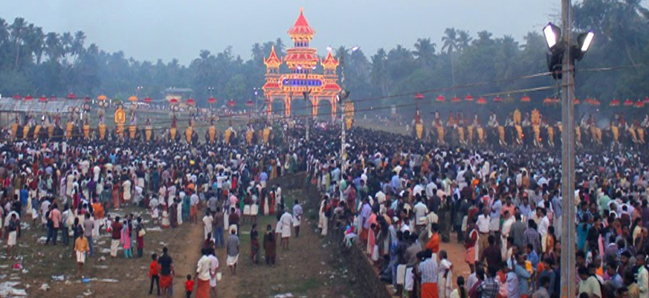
[542,1,594,297]
[559,1,576,296]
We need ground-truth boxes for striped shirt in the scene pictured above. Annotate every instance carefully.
[418,258,438,284]
[478,277,500,298]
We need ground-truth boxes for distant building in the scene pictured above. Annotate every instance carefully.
[164,88,193,102]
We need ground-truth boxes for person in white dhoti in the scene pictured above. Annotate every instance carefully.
[438,250,453,298]
[279,209,293,250]
[226,229,239,275]
[318,196,329,236]
[500,210,515,260]
[292,200,303,238]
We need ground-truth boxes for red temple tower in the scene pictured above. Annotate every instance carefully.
[262,8,341,119]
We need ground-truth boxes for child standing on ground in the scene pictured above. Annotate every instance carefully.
[149,253,160,296]
[185,274,194,298]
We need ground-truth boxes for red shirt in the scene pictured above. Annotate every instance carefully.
[149,261,159,277]
[185,280,194,292]
[111,222,123,239]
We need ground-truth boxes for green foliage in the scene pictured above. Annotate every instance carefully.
[0,0,647,116]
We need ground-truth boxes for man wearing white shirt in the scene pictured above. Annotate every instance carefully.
[202,212,213,240]
[476,208,491,260]
[413,197,429,231]
[413,181,425,198]
[538,208,550,252]
[425,181,437,199]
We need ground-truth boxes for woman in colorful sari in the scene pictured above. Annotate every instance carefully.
[120,220,132,258]
[250,224,260,264]
[182,193,191,222]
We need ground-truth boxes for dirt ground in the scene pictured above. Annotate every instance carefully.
[2,188,358,298]
[1,184,469,298]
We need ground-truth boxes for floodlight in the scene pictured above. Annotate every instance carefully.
[543,23,561,50]
[578,31,594,53]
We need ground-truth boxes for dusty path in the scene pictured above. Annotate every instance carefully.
[20,188,357,297]
[213,188,357,298]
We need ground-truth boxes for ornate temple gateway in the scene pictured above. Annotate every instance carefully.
[262,8,341,119]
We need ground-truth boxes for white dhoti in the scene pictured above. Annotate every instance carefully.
[396,265,407,285]
[243,205,251,216]
[226,254,239,267]
[281,225,291,238]
[489,217,500,232]
[405,267,414,291]
[228,224,238,235]
[110,239,120,257]
[7,231,17,246]
[204,226,212,240]
[137,178,145,188]
[251,204,258,216]
[76,251,86,263]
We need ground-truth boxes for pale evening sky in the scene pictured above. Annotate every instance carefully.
[1,0,558,65]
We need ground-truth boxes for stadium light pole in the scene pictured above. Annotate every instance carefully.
[336,45,359,200]
[542,1,594,297]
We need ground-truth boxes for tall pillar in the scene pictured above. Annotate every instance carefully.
[267,96,272,116]
[312,96,318,118]
[284,95,291,117]
[331,96,337,121]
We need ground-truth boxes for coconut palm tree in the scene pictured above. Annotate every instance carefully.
[456,30,473,52]
[10,17,26,70]
[441,28,458,86]
[44,32,62,62]
[413,38,436,67]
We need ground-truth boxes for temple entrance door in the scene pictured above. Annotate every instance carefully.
[317,98,332,122]
[291,96,308,119]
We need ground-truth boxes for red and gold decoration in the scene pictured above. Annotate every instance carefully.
[145,118,153,142]
[114,103,126,139]
[207,118,217,144]
[344,100,355,131]
[65,106,76,139]
[185,119,194,144]
[224,120,235,144]
[10,116,19,140]
[262,9,341,119]
[246,125,254,145]
[262,125,272,144]
[97,95,108,140]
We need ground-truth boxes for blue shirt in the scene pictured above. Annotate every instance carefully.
[390,175,400,193]
[515,263,532,295]
[528,250,539,270]
[551,196,563,218]
[20,189,28,205]
[360,203,372,229]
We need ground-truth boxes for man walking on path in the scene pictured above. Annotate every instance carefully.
[293,200,302,238]
[227,228,240,275]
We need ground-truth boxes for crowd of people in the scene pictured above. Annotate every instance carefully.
[0,122,306,297]
[303,126,649,298]
[1,117,649,298]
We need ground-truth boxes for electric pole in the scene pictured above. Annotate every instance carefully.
[559,0,576,298]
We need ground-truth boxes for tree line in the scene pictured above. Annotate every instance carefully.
[0,0,647,119]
